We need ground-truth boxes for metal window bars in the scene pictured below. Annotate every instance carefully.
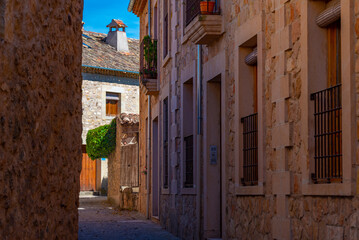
[184,135,194,188]
[310,84,342,184]
[185,0,220,27]
[241,113,258,186]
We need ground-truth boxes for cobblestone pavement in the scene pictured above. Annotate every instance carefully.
[78,196,179,240]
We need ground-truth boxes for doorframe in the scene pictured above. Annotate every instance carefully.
[151,116,160,218]
[202,50,227,238]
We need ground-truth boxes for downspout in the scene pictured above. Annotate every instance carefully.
[146,0,151,220]
[196,45,203,240]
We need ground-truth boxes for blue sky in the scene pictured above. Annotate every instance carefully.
[83,0,140,39]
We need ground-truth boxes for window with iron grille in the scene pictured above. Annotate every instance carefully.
[163,98,169,188]
[311,84,342,184]
[241,113,258,186]
[310,15,342,184]
[163,0,168,58]
[184,135,194,188]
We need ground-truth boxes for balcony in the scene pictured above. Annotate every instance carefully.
[184,0,223,45]
[140,36,159,95]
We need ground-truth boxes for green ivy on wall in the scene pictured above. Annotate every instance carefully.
[86,119,116,160]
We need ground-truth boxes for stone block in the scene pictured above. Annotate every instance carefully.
[271,25,292,57]
[171,123,178,138]
[272,123,292,148]
[171,152,178,167]
[275,148,288,171]
[272,74,290,102]
[275,6,285,31]
[171,96,178,112]
[171,180,178,195]
[272,171,291,195]
[272,216,291,239]
[276,195,289,217]
[275,53,286,78]
[274,99,288,124]
[326,226,343,240]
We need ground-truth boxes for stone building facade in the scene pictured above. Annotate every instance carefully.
[130,0,359,239]
[80,25,140,193]
[0,0,83,239]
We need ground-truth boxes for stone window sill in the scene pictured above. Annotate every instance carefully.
[162,54,171,69]
[302,181,354,196]
[235,184,264,196]
[181,187,196,195]
[162,188,170,195]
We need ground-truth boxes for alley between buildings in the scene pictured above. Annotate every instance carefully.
[78,196,179,240]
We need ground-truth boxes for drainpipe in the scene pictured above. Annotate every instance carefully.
[146,0,151,220]
[196,45,203,240]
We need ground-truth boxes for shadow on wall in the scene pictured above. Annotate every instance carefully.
[101,177,108,195]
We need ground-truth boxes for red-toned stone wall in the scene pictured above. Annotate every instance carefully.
[0,0,83,238]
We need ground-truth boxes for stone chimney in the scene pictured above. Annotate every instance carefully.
[106,19,129,52]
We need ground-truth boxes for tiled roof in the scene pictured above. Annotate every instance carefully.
[107,19,128,28]
[82,30,139,73]
[118,113,139,125]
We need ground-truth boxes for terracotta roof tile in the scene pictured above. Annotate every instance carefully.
[82,30,139,73]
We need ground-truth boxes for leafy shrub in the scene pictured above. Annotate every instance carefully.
[86,119,116,160]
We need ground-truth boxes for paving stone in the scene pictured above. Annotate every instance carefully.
[78,197,179,240]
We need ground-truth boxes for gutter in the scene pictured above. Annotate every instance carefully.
[146,0,151,220]
[82,65,139,75]
[196,45,203,240]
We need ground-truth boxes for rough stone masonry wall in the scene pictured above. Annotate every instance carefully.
[0,0,83,239]
[82,73,139,144]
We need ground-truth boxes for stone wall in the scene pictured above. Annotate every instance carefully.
[82,73,139,144]
[0,0,83,238]
[108,115,139,207]
[136,0,359,239]
[225,0,359,239]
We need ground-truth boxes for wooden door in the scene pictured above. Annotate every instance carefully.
[80,146,97,191]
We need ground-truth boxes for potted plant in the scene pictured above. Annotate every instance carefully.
[200,0,215,14]
[141,35,157,79]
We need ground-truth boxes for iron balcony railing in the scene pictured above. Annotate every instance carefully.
[185,0,220,27]
[140,37,157,80]
[310,84,342,184]
[241,113,258,186]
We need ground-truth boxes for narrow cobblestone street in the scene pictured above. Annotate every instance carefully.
[78,196,179,240]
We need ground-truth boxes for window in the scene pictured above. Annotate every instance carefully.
[310,6,342,184]
[301,0,355,195]
[184,135,194,188]
[154,4,158,39]
[182,79,194,189]
[106,92,120,116]
[0,0,6,38]
[163,98,169,188]
[234,18,265,195]
[163,0,168,58]
[240,46,258,186]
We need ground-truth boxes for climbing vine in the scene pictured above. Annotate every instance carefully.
[86,119,116,160]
